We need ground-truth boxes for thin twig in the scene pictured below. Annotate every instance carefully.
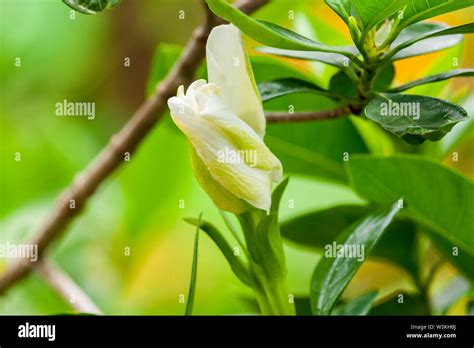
[35,260,102,314]
[0,0,269,295]
[265,106,352,123]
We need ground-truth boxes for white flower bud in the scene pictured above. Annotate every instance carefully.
[168,25,282,213]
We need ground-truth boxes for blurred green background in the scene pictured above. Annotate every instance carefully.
[0,0,472,315]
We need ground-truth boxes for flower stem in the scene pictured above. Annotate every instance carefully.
[252,268,295,315]
[238,211,295,315]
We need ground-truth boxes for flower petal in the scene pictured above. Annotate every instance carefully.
[206,24,266,138]
[190,146,248,214]
[199,93,282,183]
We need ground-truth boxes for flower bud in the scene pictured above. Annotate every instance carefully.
[168,25,282,214]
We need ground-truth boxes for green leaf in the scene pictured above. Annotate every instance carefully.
[346,155,474,255]
[281,204,474,280]
[332,290,379,315]
[350,117,396,155]
[310,201,401,315]
[259,78,344,102]
[370,293,428,315]
[389,23,474,61]
[185,213,202,316]
[325,0,410,36]
[364,93,468,144]
[428,233,474,280]
[265,124,348,183]
[184,218,253,286]
[294,297,312,316]
[441,94,474,156]
[350,0,410,33]
[387,69,474,93]
[266,117,370,183]
[373,64,396,91]
[206,0,356,56]
[253,177,290,278]
[251,55,369,183]
[270,176,289,215]
[399,0,474,28]
[391,22,463,60]
[62,0,121,14]
[329,71,357,98]
[255,46,353,70]
[281,205,418,275]
[324,0,352,25]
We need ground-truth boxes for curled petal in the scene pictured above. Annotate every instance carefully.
[207,24,266,138]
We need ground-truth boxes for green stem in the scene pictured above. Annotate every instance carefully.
[238,211,295,315]
[254,291,273,315]
[251,262,295,315]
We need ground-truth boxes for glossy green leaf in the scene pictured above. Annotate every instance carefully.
[184,218,253,286]
[281,204,474,279]
[350,0,410,33]
[347,155,474,255]
[387,69,474,93]
[364,93,468,144]
[391,21,463,60]
[62,0,121,14]
[389,23,474,61]
[332,290,378,315]
[255,46,354,69]
[281,205,418,275]
[259,78,343,102]
[324,0,352,25]
[251,55,369,183]
[206,0,356,56]
[325,0,411,36]
[185,213,202,316]
[310,201,401,315]
[399,0,474,28]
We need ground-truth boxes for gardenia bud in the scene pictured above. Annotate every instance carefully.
[167,25,282,214]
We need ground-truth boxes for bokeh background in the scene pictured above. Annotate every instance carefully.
[0,0,473,315]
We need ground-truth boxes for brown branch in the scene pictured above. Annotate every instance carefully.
[0,0,269,295]
[35,260,103,314]
[265,106,352,123]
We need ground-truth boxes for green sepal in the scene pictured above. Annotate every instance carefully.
[184,218,253,286]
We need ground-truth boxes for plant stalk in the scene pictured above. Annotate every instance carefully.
[238,211,295,315]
